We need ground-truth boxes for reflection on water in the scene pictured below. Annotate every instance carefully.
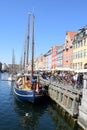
[48,104,74,130]
[0,72,9,80]
[0,72,1,79]
[0,73,80,130]
[8,80,14,86]
[14,99,50,130]
[14,98,76,130]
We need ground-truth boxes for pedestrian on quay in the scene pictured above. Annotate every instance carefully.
[66,74,70,85]
[77,73,83,89]
[73,72,78,89]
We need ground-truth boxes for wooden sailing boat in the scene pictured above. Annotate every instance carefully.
[14,13,46,103]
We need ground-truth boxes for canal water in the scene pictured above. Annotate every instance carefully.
[0,72,80,130]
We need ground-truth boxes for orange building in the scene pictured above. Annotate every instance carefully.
[63,32,77,69]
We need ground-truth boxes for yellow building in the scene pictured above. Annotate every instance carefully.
[73,26,87,70]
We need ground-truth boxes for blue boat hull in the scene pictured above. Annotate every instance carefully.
[14,85,35,103]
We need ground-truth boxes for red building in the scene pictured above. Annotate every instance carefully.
[52,46,59,69]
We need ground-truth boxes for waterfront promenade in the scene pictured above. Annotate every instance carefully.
[39,72,87,130]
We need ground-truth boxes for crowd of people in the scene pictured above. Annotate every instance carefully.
[41,71,83,89]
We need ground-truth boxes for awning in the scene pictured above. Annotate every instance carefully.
[55,67,74,71]
[75,69,87,73]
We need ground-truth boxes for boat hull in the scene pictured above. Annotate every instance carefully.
[14,85,35,103]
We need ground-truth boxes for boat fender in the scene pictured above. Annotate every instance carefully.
[35,82,40,93]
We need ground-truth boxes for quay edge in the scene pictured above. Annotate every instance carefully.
[39,75,87,130]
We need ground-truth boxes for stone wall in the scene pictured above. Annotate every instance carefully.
[78,74,87,130]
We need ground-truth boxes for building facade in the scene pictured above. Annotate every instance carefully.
[52,46,59,69]
[73,26,87,70]
[44,49,52,70]
[30,25,87,72]
[63,32,77,69]
[57,45,64,68]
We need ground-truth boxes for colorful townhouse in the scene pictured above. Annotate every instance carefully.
[63,31,77,69]
[33,25,87,72]
[52,46,59,69]
[35,54,45,70]
[44,49,52,71]
[72,25,87,70]
[56,45,64,68]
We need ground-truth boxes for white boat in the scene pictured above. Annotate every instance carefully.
[8,74,15,81]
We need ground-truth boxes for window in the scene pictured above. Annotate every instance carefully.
[76,43,77,48]
[78,62,82,69]
[83,38,86,46]
[81,50,82,58]
[74,63,77,69]
[80,40,83,47]
[78,51,79,58]
[85,30,87,35]
[84,49,86,57]
[76,53,78,59]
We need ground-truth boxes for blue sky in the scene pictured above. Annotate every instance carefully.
[0,0,87,64]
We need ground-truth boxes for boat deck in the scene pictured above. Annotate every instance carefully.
[18,85,32,91]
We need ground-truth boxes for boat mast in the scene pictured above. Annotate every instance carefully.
[26,13,31,67]
[12,48,15,73]
[23,40,26,71]
[31,14,35,77]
